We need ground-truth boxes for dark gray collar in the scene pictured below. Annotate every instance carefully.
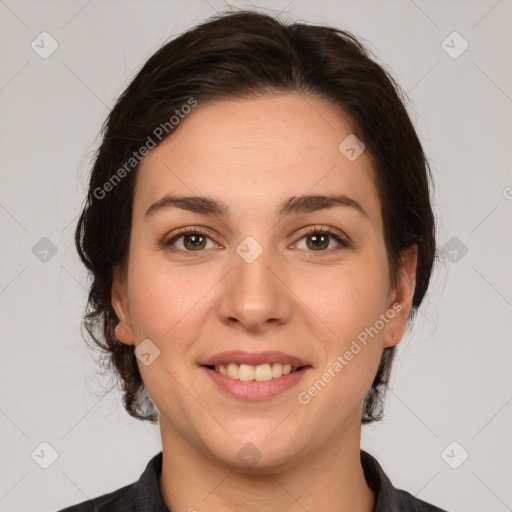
[132,450,447,512]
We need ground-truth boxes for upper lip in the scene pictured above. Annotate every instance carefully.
[200,350,311,367]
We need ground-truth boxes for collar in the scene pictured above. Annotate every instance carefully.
[132,451,169,512]
[132,450,443,512]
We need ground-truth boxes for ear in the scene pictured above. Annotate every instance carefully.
[383,245,418,348]
[111,266,135,346]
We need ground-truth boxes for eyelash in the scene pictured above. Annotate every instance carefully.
[162,225,350,257]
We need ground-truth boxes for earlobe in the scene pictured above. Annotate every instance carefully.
[383,302,405,348]
[111,267,135,346]
[114,321,135,346]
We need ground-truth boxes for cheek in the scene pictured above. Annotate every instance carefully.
[126,251,218,346]
[298,252,391,397]
[300,255,390,337]
[126,258,209,404]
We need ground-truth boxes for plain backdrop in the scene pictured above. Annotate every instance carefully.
[1,1,511,511]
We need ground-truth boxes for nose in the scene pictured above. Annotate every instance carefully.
[217,242,293,333]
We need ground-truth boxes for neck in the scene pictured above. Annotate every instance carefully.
[158,418,374,512]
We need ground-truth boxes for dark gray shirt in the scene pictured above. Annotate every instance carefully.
[58,450,448,511]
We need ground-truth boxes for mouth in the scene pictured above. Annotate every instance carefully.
[202,362,308,382]
[199,350,312,399]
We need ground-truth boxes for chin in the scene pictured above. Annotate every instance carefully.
[205,431,305,474]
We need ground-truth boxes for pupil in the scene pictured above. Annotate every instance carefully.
[186,234,205,250]
[308,234,327,250]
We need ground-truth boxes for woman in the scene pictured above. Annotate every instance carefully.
[60,9,446,512]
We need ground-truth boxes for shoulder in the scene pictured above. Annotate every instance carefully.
[56,451,166,512]
[360,450,449,512]
[56,482,134,511]
[393,488,449,512]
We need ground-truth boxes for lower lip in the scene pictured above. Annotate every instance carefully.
[201,366,311,401]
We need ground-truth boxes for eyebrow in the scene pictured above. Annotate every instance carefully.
[144,193,368,220]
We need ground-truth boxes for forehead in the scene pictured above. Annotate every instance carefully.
[134,94,380,222]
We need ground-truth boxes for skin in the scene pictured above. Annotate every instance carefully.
[112,93,417,512]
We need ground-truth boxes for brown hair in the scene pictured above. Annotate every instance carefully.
[75,9,436,424]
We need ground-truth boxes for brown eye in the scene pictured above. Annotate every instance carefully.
[295,227,348,252]
[182,233,207,250]
[163,228,217,253]
[305,232,330,251]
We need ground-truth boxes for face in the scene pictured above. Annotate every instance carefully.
[112,93,416,471]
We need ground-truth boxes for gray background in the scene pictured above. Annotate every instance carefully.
[1,1,511,511]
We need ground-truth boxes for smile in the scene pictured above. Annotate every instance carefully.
[201,365,311,401]
[199,350,312,400]
[208,362,302,382]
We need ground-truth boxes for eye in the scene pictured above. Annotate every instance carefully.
[162,225,350,256]
[294,226,350,252]
[162,227,219,254]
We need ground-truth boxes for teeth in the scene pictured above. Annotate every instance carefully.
[255,363,272,381]
[272,363,283,378]
[227,363,239,379]
[213,362,299,381]
[239,364,254,381]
